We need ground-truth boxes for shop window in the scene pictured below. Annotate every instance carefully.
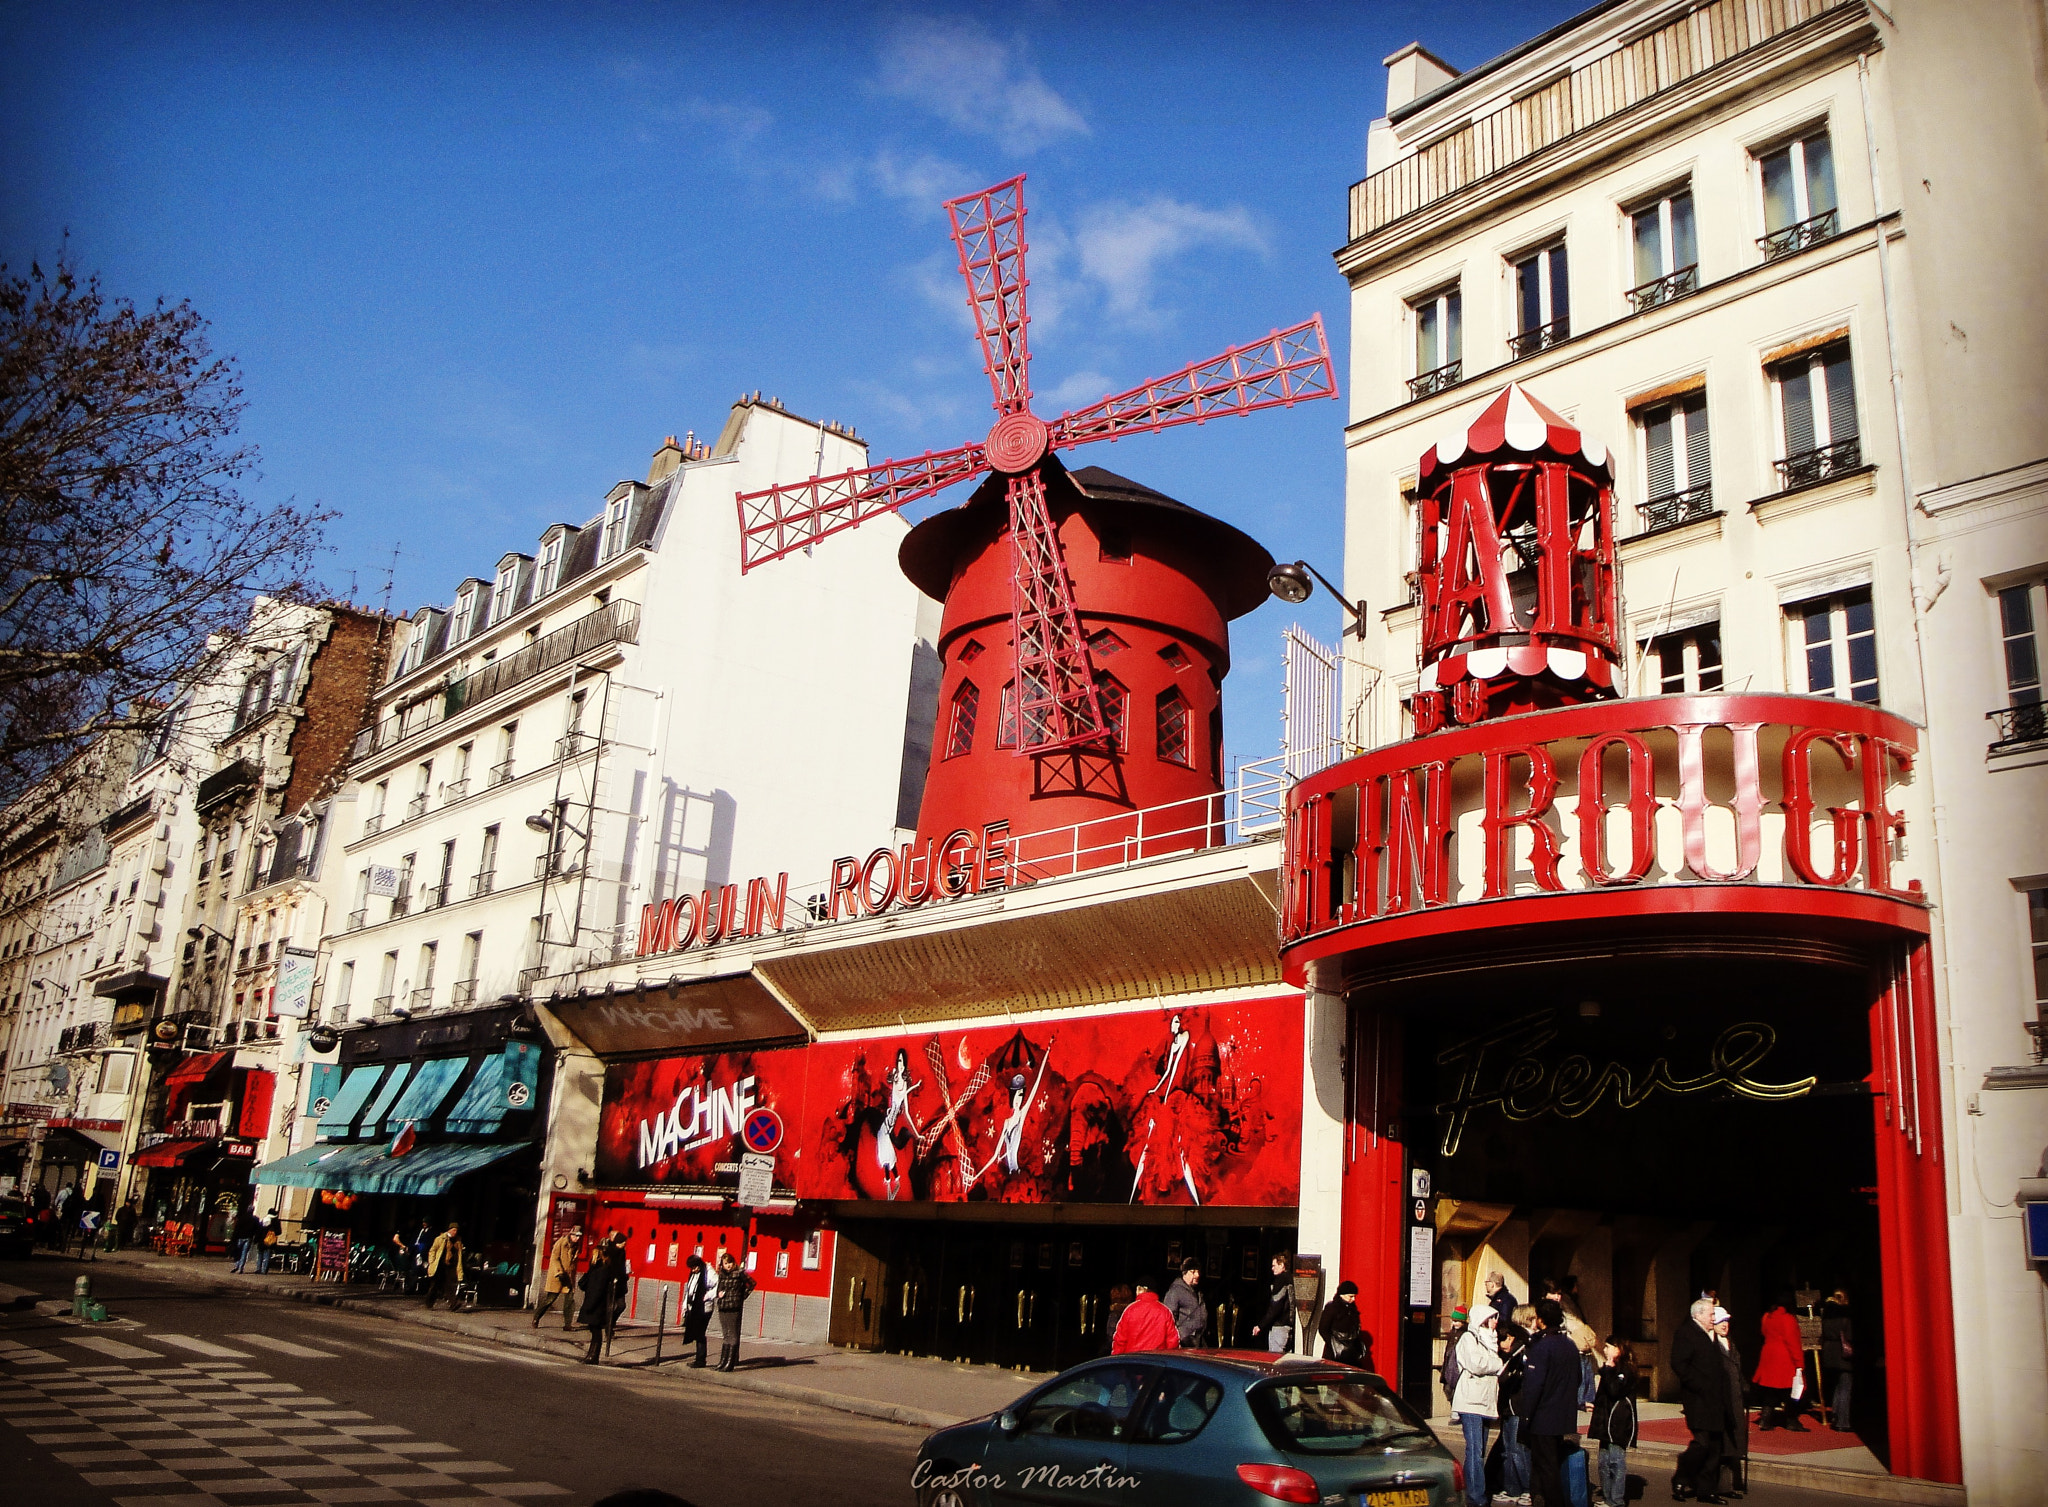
[946,681,979,759]
[1157,688,1191,767]
[1410,284,1462,399]
[1509,242,1569,358]
[1772,341,1860,488]
[1645,626,1724,694]
[1993,581,2047,749]
[1787,587,1879,704]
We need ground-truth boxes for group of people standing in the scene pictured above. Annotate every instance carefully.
[1446,1276,1635,1507]
[535,1226,757,1369]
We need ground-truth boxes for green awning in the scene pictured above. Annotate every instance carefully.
[360,1061,416,1131]
[251,1140,531,1196]
[316,1064,387,1140]
[444,1041,541,1135]
[381,1056,467,1136]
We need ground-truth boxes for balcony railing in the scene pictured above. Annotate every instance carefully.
[389,891,412,919]
[442,778,469,801]
[488,759,515,788]
[450,979,478,1006]
[420,883,449,911]
[1347,0,1858,239]
[352,599,640,759]
[1627,265,1698,313]
[536,853,580,881]
[554,732,592,762]
[516,965,546,994]
[361,814,384,838]
[1638,484,1715,533]
[405,794,428,821]
[1758,209,1839,261]
[1775,438,1863,490]
[57,1022,103,1053]
[1407,361,1462,401]
[1508,318,1570,360]
[372,994,395,1014]
[1988,702,2047,752]
[469,870,495,899]
[346,909,368,933]
[409,987,434,1010]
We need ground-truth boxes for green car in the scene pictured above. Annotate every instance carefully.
[912,1349,1460,1507]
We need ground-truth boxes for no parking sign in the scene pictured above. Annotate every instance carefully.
[741,1106,782,1154]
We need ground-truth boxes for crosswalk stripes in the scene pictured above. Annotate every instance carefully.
[226,1332,340,1359]
[146,1333,252,1358]
[0,1337,62,1365]
[65,1334,161,1361]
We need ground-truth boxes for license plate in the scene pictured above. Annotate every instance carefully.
[1367,1491,1430,1507]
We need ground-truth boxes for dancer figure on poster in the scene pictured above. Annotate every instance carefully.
[1151,1013,1192,1097]
[875,1047,923,1200]
[974,1040,1052,1184]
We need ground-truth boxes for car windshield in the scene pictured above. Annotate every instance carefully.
[1248,1375,1437,1455]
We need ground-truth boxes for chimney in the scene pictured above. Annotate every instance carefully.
[1383,42,1459,114]
[647,434,684,485]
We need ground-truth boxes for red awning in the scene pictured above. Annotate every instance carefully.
[163,1051,228,1089]
[132,1138,216,1169]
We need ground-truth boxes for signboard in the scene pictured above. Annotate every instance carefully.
[274,948,318,1020]
[366,865,401,899]
[2025,1200,2048,1265]
[1407,1225,1434,1307]
[316,1229,349,1282]
[546,973,806,1057]
[97,1148,121,1171]
[594,1044,808,1194]
[741,1107,782,1154]
[736,1151,775,1207]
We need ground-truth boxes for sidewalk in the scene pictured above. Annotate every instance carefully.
[28,1248,1050,1432]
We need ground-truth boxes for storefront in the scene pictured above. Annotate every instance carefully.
[254,1002,548,1303]
[133,1051,271,1251]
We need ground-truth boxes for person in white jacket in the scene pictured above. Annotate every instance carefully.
[1453,1305,1507,1507]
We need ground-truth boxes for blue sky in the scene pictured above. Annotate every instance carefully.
[1,1,1569,778]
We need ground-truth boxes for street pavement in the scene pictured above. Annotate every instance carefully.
[1,1251,1938,1507]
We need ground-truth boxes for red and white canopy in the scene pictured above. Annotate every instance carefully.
[1418,382,1612,483]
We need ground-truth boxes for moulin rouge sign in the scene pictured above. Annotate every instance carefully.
[635,822,1015,958]
[1281,693,1925,950]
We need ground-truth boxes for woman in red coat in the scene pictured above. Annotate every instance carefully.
[1753,1293,1810,1432]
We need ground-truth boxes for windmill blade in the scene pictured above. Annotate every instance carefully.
[736,439,989,571]
[1007,469,1106,752]
[945,177,1033,416]
[1047,315,1337,451]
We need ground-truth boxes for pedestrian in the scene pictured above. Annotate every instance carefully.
[256,1211,281,1274]
[410,1221,433,1285]
[713,1248,755,1371]
[1163,1259,1207,1348]
[1317,1279,1370,1368]
[1252,1253,1295,1353]
[1753,1292,1808,1431]
[1486,1271,1519,1329]
[1520,1298,1582,1507]
[680,1253,712,1366]
[1669,1297,1730,1504]
[1110,1279,1180,1353]
[1492,1321,1534,1505]
[113,1199,137,1252]
[1450,1305,1506,1507]
[1712,1307,1749,1499]
[230,1204,260,1272]
[1102,1282,1135,1356]
[532,1226,583,1328]
[1819,1290,1853,1432]
[422,1222,464,1308]
[579,1236,626,1364]
[1589,1336,1638,1507]
[53,1180,73,1226]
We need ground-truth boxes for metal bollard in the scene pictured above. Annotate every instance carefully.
[654,1288,667,1366]
[73,1274,92,1317]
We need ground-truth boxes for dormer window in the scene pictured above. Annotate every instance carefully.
[492,563,519,624]
[398,614,433,676]
[451,583,479,645]
[600,495,631,562]
[538,533,564,595]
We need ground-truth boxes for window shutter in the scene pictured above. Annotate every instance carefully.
[1645,407,1676,498]
[1549,244,1569,327]
[1780,365,1816,455]
[1823,346,1858,442]
[1682,394,1711,486]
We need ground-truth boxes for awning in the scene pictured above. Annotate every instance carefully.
[444,1041,541,1135]
[164,1051,229,1091]
[133,1138,217,1169]
[39,1126,123,1161]
[359,1061,416,1130]
[380,1056,467,1136]
[316,1063,388,1140]
[252,1140,531,1197]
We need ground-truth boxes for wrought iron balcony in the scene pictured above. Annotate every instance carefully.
[372,994,395,1014]
[469,870,495,899]
[1988,701,2048,752]
[1758,209,1839,261]
[442,778,469,801]
[517,965,546,994]
[1638,489,1720,536]
[405,794,428,821]
[1775,438,1863,490]
[420,883,449,911]
[361,814,384,837]
[409,987,434,1010]
[1627,265,1698,313]
[1507,318,1570,360]
[346,909,367,933]
[450,979,478,1006]
[1407,361,1462,401]
[554,732,592,762]
[535,853,581,881]
[488,759,515,788]
[389,891,411,919]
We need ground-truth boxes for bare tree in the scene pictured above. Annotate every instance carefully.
[0,252,330,816]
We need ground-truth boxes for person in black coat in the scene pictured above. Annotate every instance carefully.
[1520,1299,1582,1507]
[1317,1280,1370,1368]
[680,1255,712,1368]
[1253,1254,1296,1353]
[1589,1337,1638,1507]
[1669,1297,1731,1503]
[1819,1291,1854,1432]
[578,1236,627,1364]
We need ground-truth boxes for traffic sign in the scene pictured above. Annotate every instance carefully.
[741,1106,782,1153]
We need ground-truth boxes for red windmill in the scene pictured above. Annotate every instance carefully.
[736,175,1337,755]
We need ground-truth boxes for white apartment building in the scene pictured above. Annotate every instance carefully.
[1338,0,2043,1499]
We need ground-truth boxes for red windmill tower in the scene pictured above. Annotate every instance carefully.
[737,175,1336,845]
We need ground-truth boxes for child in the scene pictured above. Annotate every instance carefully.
[1589,1335,1639,1507]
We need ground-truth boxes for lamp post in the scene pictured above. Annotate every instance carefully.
[1267,560,1369,640]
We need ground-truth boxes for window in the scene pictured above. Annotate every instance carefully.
[1410,285,1462,398]
[1097,527,1133,564]
[1638,391,1712,530]
[1629,189,1698,309]
[1087,629,1128,657]
[1758,128,1838,258]
[1509,243,1569,357]
[1773,342,1860,487]
[399,616,431,676]
[946,681,979,758]
[494,722,517,786]
[600,495,631,561]
[491,563,519,624]
[451,583,478,644]
[1157,688,1191,766]
[996,680,1017,749]
[474,825,499,898]
[460,932,482,982]
[333,960,354,1013]
[1095,674,1128,751]
[1789,588,1879,704]
[538,533,564,595]
[1646,626,1724,694]
[1993,582,2047,748]
[415,942,437,1005]
[1020,1364,1157,1439]
[1132,1370,1225,1444]
[2025,885,2048,1057]
[377,950,398,1008]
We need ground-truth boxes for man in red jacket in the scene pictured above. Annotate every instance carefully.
[1110,1282,1181,1354]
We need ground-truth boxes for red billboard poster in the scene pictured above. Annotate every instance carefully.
[799,996,1302,1207]
[595,1046,808,1193]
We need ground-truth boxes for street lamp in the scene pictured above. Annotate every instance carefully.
[1267,560,1369,640]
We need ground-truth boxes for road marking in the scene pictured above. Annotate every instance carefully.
[147,1334,251,1359]
[0,1339,64,1365]
[373,1334,556,1367]
[66,1337,162,1362]
[226,1333,340,1360]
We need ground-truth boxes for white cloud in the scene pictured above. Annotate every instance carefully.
[871,146,980,210]
[876,16,1089,152]
[1072,198,1270,323]
[1035,368,1114,413]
